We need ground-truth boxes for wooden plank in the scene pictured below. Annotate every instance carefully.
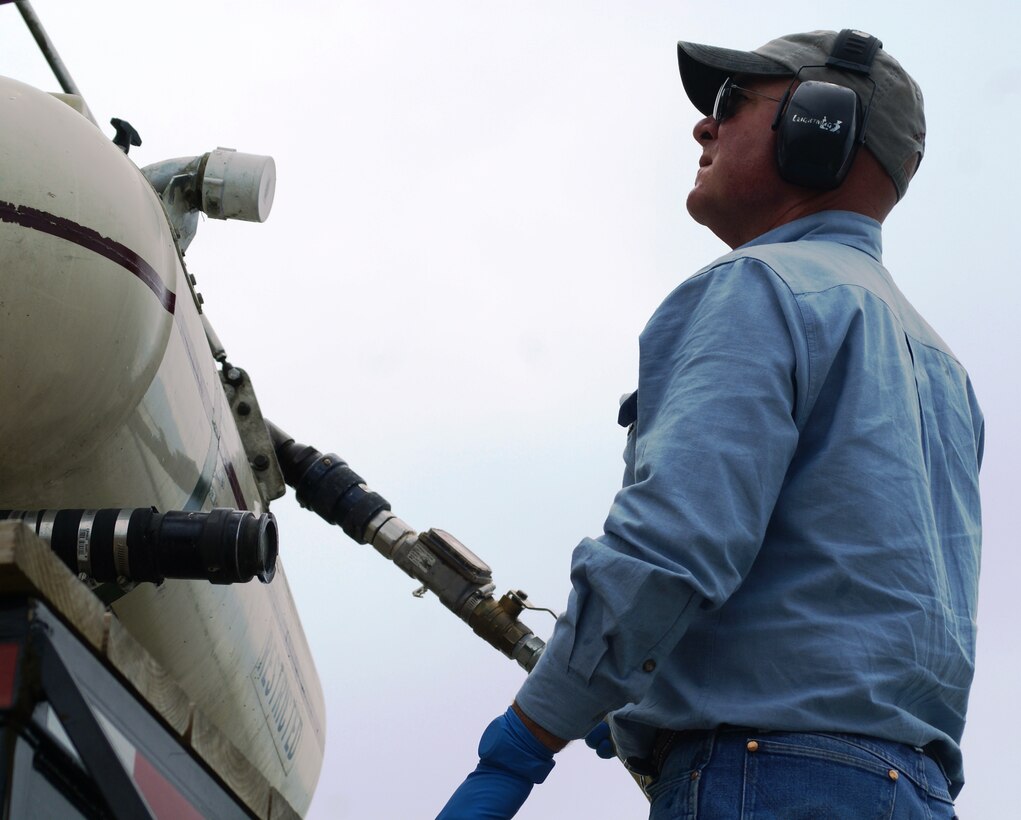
[190,706,272,818]
[268,786,303,820]
[0,521,106,650]
[102,612,193,737]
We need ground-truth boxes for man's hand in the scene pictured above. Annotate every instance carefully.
[584,721,617,760]
[436,706,558,820]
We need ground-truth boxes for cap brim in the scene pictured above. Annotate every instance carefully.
[677,41,793,116]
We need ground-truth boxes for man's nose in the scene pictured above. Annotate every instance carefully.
[692,115,718,143]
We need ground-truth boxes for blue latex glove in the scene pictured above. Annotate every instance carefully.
[436,707,556,820]
[584,721,616,760]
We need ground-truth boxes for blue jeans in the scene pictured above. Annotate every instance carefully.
[645,729,957,819]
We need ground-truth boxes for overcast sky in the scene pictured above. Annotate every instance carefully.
[4,1,1018,817]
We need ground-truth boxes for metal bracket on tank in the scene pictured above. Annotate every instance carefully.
[219,364,286,505]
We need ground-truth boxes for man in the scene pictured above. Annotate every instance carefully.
[438,29,983,819]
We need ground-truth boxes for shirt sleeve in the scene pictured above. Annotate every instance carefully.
[515,257,807,740]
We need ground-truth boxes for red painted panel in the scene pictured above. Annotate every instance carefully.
[132,752,204,820]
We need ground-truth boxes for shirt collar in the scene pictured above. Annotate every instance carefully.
[740,211,883,263]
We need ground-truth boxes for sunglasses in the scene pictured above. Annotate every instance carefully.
[712,77,783,125]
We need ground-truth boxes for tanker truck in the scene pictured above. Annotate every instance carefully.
[0,4,550,816]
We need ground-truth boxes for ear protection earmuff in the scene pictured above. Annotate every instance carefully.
[772,29,882,190]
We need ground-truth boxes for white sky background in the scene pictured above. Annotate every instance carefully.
[5,1,1019,817]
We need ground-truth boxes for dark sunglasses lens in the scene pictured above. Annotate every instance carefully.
[713,78,733,123]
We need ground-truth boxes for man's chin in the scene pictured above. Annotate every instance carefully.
[685,188,711,226]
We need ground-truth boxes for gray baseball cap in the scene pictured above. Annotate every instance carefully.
[677,30,925,198]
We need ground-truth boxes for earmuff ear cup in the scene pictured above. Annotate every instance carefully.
[775,81,861,189]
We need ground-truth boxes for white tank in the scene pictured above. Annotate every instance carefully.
[0,75,324,815]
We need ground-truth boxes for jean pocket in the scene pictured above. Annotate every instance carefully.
[742,734,898,820]
[645,735,715,819]
[646,770,694,819]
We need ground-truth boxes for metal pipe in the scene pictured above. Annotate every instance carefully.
[14,0,98,126]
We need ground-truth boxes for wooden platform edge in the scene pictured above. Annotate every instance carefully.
[0,522,303,819]
[191,707,273,817]
[0,521,106,650]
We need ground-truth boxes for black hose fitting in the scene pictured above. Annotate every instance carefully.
[1,508,277,585]
[266,421,390,544]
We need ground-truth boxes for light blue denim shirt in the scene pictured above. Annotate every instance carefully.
[515,211,984,795]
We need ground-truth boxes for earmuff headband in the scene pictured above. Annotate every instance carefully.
[826,30,882,76]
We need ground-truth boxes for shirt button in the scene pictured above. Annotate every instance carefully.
[642,659,656,673]
[746,740,759,752]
